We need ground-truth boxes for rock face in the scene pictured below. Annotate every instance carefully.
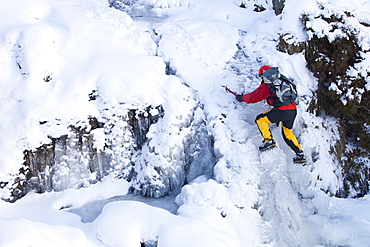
[10,118,108,201]
[272,0,285,15]
[6,104,215,202]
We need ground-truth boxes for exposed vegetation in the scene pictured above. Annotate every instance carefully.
[279,12,370,197]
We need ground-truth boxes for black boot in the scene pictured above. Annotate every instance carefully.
[293,150,306,164]
[259,139,276,152]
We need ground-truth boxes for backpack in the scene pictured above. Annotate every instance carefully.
[261,67,298,108]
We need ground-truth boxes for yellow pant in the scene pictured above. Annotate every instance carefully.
[255,109,302,153]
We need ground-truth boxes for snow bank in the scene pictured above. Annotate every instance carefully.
[0,217,87,247]
[93,200,239,247]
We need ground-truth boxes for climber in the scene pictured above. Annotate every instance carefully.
[235,65,306,164]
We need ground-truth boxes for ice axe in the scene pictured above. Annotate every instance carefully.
[221,85,237,96]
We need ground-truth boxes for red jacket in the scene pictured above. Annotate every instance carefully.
[241,83,296,110]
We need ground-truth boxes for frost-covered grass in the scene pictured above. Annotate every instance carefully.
[0,0,370,246]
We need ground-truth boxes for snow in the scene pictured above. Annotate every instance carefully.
[0,0,370,246]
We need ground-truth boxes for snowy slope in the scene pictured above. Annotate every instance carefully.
[0,0,370,246]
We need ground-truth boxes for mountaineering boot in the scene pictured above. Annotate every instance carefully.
[293,150,306,164]
[259,139,276,152]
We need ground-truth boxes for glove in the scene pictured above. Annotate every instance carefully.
[236,94,243,102]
